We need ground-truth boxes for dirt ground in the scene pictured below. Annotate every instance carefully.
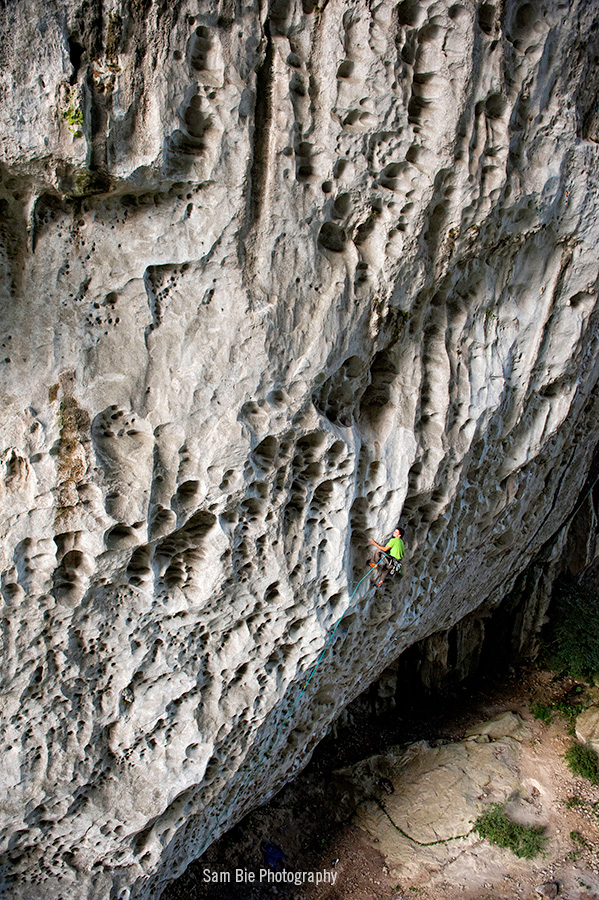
[161,667,599,900]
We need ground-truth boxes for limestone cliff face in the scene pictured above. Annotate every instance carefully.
[1,0,599,897]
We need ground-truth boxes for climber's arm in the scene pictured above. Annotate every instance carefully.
[369,538,391,552]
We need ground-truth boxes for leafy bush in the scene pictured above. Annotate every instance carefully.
[530,702,555,724]
[543,578,599,682]
[473,803,547,859]
[553,699,583,723]
[530,698,582,734]
[564,741,599,784]
[531,698,583,738]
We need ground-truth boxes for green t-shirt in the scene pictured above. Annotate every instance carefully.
[387,537,404,560]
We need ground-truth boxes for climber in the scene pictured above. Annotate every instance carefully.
[369,527,404,586]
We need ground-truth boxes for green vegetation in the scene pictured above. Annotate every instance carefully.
[530,698,583,733]
[554,697,584,718]
[554,699,583,734]
[61,94,84,138]
[530,701,554,724]
[570,830,587,845]
[564,741,599,784]
[473,803,547,859]
[63,107,83,129]
[567,829,590,861]
[543,577,599,682]
[566,794,599,819]
[74,168,112,197]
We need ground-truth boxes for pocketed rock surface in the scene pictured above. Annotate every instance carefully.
[2,0,599,898]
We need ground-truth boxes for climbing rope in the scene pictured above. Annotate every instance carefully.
[223,554,393,824]
[272,556,387,738]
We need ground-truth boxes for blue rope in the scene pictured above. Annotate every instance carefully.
[273,560,382,735]
[223,557,385,822]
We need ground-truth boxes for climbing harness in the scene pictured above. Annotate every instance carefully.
[380,553,402,577]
